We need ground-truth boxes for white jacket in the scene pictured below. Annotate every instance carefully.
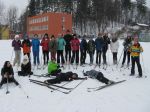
[110,40,119,53]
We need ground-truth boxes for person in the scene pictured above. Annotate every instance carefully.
[12,34,22,67]
[0,61,19,88]
[31,34,40,66]
[95,33,104,65]
[80,35,88,66]
[63,30,73,62]
[70,34,80,65]
[110,36,119,64]
[44,71,86,84]
[87,38,95,65]
[40,33,50,65]
[22,35,31,60]
[102,33,110,65]
[129,37,143,78]
[122,36,132,67]
[57,34,66,65]
[83,70,114,85]
[49,35,57,61]
[18,55,33,77]
[47,60,61,76]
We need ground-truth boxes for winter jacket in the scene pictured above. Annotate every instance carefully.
[123,38,132,51]
[129,43,143,57]
[12,39,22,50]
[1,67,14,77]
[56,72,76,81]
[95,37,104,51]
[40,38,50,51]
[49,39,57,52]
[22,39,31,53]
[31,38,40,52]
[48,61,59,74]
[87,39,95,53]
[102,36,110,51]
[110,39,119,53]
[80,39,87,51]
[71,38,80,51]
[57,37,66,50]
[64,34,73,50]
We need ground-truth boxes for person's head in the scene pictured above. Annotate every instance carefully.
[14,35,20,40]
[72,73,78,79]
[22,55,29,65]
[51,35,55,40]
[73,34,77,39]
[44,33,49,38]
[34,34,38,38]
[3,61,11,68]
[66,29,70,34]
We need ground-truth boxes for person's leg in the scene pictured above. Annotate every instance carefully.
[10,77,19,85]
[96,50,99,64]
[46,51,49,64]
[80,50,83,65]
[43,51,46,65]
[122,51,126,65]
[57,50,60,64]
[60,50,65,64]
[131,57,136,75]
[71,51,75,64]
[103,50,107,64]
[33,51,36,65]
[135,57,142,77]
[37,51,40,65]
[76,50,79,64]
[13,51,17,66]
[96,72,110,84]
[65,48,68,62]
[0,78,7,87]
[127,51,130,66]
[45,78,61,84]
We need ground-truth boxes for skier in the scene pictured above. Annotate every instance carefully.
[87,38,95,65]
[63,30,73,63]
[44,71,86,84]
[12,34,22,67]
[122,36,132,67]
[95,33,104,65]
[18,55,33,77]
[80,34,88,66]
[70,34,80,65]
[0,61,19,88]
[83,70,114,85]
[49,35,57,61]
[31,34,40,66]
[57,34,66,66]
[102,33,110,65]
[129,37,143,78]
[110,36,119,64]
[40,33,50,65]
[22,34,31,60]
[47,59,61,76]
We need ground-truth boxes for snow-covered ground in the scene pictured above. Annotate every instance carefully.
[0,40,150,112]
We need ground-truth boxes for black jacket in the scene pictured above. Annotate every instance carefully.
[1,67,14,77]
[21,62,31,74]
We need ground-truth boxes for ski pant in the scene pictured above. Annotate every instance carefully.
[33,50,40,65]
[80,50,86,65]
[71,50,79,64]
[0,77,19,87]
[89,51,94,64]
[102,50,107,64]
[122,51,130,65]
[96,72,109,84]
[131,56,142,77]
[57,50,65,64]
[18,71,33,76]
[65,48,71,62]
[96,50,102,65]
[46,77,63,84]
[51,51,56,61]
[13,50,21,66]
[112,52,117,64]
[42,50,49,65]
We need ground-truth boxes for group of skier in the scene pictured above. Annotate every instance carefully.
[0,30,144,89]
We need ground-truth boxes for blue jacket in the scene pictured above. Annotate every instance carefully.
[80,39,87,51]
[31,38,40,52]
[57,37,66,50]
[95,37,104,51]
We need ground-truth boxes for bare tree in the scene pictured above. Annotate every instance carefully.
[6,6,18,34]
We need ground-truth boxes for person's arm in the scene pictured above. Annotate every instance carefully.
[74,77,87,80]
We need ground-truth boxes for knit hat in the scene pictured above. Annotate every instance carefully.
[22,55,29,65]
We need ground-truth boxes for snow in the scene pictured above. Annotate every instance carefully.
[137,23,149,27]
[0,40,150,112]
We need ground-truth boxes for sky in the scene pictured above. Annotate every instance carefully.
[1,0,150,16]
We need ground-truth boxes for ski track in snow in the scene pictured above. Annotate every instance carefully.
[0,40,150,112]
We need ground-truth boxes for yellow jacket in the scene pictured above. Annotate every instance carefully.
[130,44,143,57]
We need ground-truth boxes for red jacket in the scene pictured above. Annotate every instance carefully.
[40,38,50,51]
[71,38,80,51]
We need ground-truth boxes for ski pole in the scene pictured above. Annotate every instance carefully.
[6,77,10,94]
[19,84,29,99]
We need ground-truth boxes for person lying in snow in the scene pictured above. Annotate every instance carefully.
[44,71,87,84]
[18,55,33,77]
[83,70,114,85]
[0,61,19,88]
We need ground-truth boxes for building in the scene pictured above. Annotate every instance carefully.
[27,12,72,38]
[0,25,10,40]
